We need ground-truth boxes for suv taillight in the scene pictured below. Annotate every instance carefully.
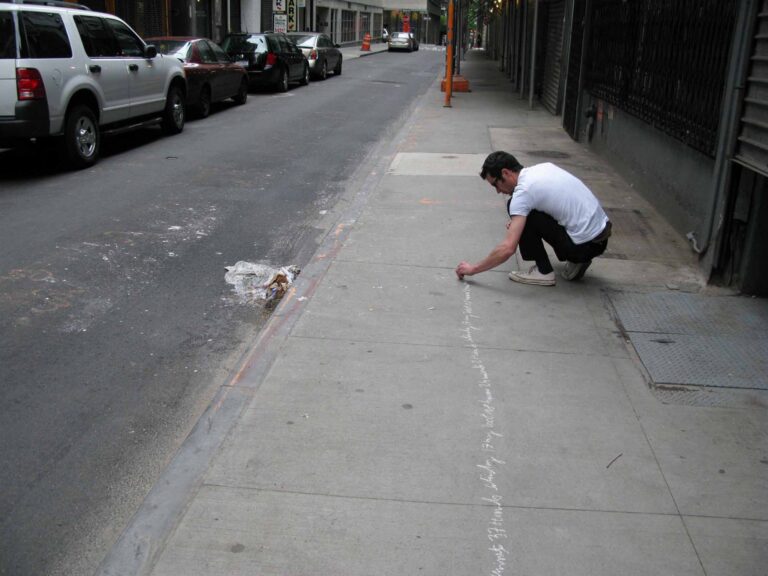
[309,49,318,60]
[265,52,277,67]
[17,68,46,100]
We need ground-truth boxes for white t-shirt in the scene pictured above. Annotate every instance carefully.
[508,162,609,244]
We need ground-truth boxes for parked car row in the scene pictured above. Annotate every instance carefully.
[0,1,344,170]
[220,31,341,92]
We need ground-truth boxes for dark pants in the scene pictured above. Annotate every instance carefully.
[518,210,609,273]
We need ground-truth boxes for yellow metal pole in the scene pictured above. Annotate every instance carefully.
[444,0,455,107]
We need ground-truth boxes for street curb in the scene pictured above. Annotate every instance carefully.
[344,48,389,60]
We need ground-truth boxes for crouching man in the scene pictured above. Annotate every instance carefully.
[455,151,611,286]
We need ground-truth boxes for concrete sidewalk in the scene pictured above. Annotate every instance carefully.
[98,50,767,576]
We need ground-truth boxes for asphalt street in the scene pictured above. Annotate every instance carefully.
[0,48,444,576]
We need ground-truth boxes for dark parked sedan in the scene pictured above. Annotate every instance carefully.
[285,32,342,80]
[221,32,310,92]
[147,37,248,117]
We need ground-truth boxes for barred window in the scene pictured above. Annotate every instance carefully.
[586,0,737,157]
[116,0,163,38]
[341,10,355,43]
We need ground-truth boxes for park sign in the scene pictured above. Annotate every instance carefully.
[287,0,297,31]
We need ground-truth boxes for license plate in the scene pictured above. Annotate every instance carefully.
[236,60,248,67]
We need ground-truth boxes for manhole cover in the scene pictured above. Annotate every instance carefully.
[526,150,570,159]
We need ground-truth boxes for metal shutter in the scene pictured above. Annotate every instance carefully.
[541,0,565,115]
[736,0,768,177]
[563,0,586,138]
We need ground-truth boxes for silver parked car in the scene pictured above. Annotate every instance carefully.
[388,31,419,52]
[285,32,342,80]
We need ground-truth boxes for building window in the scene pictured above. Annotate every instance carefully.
[341,10,355,42]
[360,12,370,36]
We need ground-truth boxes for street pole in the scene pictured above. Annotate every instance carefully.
[455,0,461,77]
[444,0,455,107]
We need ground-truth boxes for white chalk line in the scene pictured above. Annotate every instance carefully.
[462,284,509,575]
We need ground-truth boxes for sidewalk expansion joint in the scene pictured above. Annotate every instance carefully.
[202,483,733,519]
[289,333,627,358]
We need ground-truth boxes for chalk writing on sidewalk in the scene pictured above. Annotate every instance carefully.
[462,284,509,576]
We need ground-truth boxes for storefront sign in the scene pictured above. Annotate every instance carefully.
[273,13,287,32]
[287,0,297,31]
[273,0,285,12]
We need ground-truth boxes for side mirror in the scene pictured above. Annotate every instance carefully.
[144,44,157,59]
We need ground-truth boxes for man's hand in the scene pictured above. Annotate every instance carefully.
[455,216,525,281]
[455,261,474,280]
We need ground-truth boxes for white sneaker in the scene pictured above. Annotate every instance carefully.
[561,260,592,281]
[508,265,556,286]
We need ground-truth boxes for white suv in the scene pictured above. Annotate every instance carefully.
[0,0,186,168]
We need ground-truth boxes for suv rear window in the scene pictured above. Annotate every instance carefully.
[19,11,72,58]
[1,12,16,59]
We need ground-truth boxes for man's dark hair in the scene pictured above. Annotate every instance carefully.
[479,151,523,180]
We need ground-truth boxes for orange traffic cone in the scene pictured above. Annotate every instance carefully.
[361,33,371,51]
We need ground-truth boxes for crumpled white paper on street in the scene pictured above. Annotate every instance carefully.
[224,261,300,304]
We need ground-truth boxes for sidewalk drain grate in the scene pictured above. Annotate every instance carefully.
[609,291,768,392]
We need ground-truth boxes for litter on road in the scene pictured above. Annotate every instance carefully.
[224,261,300,305]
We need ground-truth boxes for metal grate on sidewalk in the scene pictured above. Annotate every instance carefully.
[609,291,768,391]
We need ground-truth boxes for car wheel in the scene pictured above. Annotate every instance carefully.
[334,56,342,76]
[198,85,211,118]
[233,78,248,105]
[161,85,185,134]
[300,64,310,86]
[63,104,99,169]
[276,67,289,92]
[319,60,327,80]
